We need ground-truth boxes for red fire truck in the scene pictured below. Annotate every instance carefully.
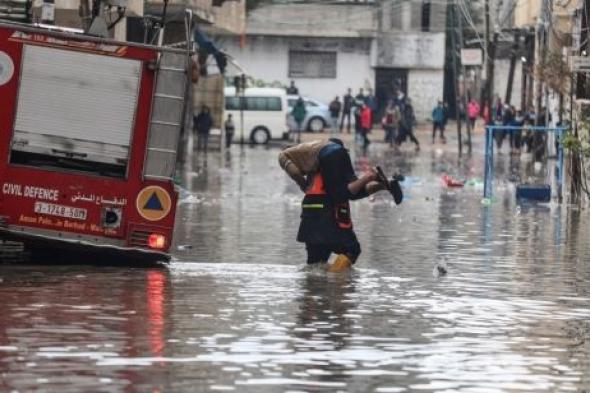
[0,22,189,263]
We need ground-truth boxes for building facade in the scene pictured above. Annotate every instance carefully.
[217,1,446,121]
[21,0,244,43]
[512,0,583,121]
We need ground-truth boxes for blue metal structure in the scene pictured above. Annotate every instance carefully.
[484,126,567,201]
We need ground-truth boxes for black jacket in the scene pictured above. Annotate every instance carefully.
[194,112,213,134]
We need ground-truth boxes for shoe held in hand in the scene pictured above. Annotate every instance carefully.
[376,166,403,205]
[389,179,403,205]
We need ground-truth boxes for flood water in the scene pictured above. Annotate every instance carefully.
[1,133,590,392]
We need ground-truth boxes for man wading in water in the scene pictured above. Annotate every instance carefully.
[279,138,403,272]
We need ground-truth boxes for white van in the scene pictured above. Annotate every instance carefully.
[224,87,289,144]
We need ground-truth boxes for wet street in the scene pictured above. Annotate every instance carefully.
[2,129,590,392]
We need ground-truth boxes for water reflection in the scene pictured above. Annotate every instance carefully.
[0,265,172,392]
[147,270,166,357]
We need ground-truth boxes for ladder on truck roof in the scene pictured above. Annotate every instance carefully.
[144,51,187,179]
[144,11,193,180]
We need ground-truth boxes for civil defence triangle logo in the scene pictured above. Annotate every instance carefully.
[136,185,171,221]
[143,192,164,211]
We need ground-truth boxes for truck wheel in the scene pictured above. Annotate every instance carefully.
[250,127,270,144]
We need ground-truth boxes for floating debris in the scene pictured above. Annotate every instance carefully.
[433,258,448,277]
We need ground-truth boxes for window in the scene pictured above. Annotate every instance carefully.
[225,96,282,111]
[246,97,266,111]
[421,0,431,32]
[265,97,282,111]
[225,96,240,110]
[289,98,316,108]
[289,51,337,79]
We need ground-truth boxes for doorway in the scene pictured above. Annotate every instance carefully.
[374,68,408,122]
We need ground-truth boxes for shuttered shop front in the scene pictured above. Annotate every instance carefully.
[12,45,141,167]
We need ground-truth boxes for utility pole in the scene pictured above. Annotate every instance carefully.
[484,0,499,112]
[505,30,519,106]
[484,0,492,112]
[456,1,471,153]
[521,31,530,111]
[525,30,535,110]
[535,0,550,125]
[450,0,462,155]
[545,0,553,127]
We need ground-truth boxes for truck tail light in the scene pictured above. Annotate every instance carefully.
[148,234,167,250]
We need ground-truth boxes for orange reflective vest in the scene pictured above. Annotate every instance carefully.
[302,173,352,230]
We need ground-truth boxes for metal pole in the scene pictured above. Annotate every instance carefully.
[451,0,462,155]
[484,0,492,110]
[456,1,471,153]
[484,126,494,199]
[557,127,564,201]
[505,30,519,105]
[239,94,245,145]
[535,1,548,124]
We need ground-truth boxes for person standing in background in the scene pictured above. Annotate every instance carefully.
[292,97,307,143]
[340,88,354,133]
[496,104,514,150]
[329,96,342,134]
[431,101,446,144]
[392,87,406,109]
[382,102,400,147]
[494,96,503,121]
[360,103,372,148]
[286,80,299,95]
[194,106,213,152]
[224,113,235,149]
[355,88,365,104]
[467,98,480,129]
[397,98,420,151]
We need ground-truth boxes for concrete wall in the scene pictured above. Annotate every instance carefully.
[374,32,445,68]
[408,69,445,121]
[514,0,541,27]
[219,35,374,105]
[493,0,517,29]
[246,3,376,37]
[212,0,246,35]
[385,0,446,32]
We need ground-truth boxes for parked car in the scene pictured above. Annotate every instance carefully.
[287,95,331,133]
[224,87,290,144]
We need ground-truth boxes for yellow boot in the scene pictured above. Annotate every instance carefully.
[326,254,352,273]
